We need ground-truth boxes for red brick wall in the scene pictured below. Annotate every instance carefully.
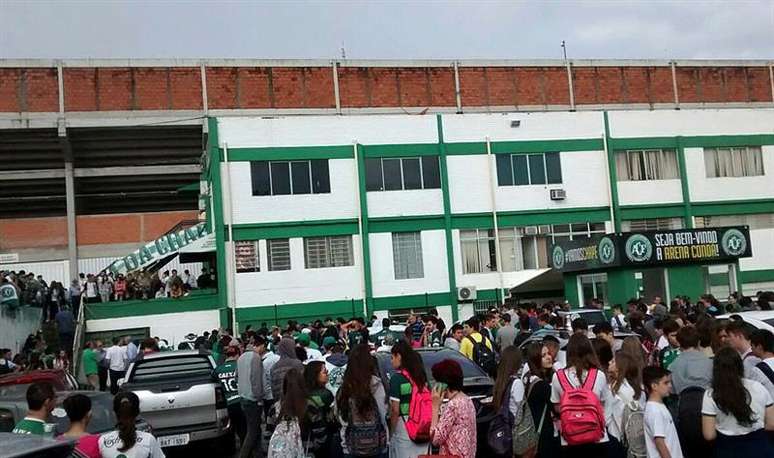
[0,64,772,112]
[0,210,198,250]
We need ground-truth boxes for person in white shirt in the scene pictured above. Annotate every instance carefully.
[550,334,612,453]
[610,304,628,332]
[643,366,683,458]
[607,352,646,442]
[701,347,774,458]
[100,391,165,458]
[726,320,762,375]
[106,338,128,395]
[749,329,774,399]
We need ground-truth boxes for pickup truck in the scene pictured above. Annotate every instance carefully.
[121,350,232,451]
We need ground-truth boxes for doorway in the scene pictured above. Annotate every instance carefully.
[638,268,668,303]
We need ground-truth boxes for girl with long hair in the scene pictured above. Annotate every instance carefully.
[492,346,525,423]
[99,391,164,458]
[303,361,336,457]
[620,335,647,368]
[388,340,428,457]
[336,343,388,458]
[550,333,610,455]
[607,352,645,446]
[701,347,774,458]
[523,342,560,458]
[268,368,308,457]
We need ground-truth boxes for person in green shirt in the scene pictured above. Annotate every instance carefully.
[81,340,99,390]
[12,382,56,436]
[215,346,244,443]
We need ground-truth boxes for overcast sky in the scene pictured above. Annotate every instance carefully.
[1,0,772,60]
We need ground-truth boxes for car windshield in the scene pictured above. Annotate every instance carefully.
[763,318,774,328]
[0,384,30,398]
[49,394,116,435]
[378,350,488,383]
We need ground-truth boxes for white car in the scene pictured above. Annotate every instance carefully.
[717,311,774,333]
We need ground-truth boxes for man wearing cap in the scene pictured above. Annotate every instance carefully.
[323,337,348,395]
[216,346,244,444]
[296,332,322,361]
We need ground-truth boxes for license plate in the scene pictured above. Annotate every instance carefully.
[158,433,190,447]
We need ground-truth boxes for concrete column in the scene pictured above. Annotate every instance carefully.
[64,161,77,282]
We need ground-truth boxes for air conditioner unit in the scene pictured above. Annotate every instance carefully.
[457,286,477,302]
[550,189,566,200]
[524,226,538,235]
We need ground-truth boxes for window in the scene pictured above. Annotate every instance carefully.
[497,222,607,271]
[267,239,291,271]
[580,273,608,307]
[235,241,259,273]
[365,156,441,191]
[250,160,330,196]
[460,229,497,274]
[695,214,774,230]
[496,152,562,186]
[621,218,683,232]
[392,232,424,279]
[615,149,679,181]
[704,146,764,178]
[304,236,354,269]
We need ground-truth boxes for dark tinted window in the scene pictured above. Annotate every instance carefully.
[382,159,403,191]
[402,158,422,190]
[528,154,546,185]
[129,355,213,383]
[365,158,384,191]
[50,393,116,435]
[291,161,311,194]
[421,156,441,188]
[250,161,271,196]
[496,154,513,186]
[512,155,529,185]
[546,152,562,184]
[311,159,330,193]
[270,162,291,195]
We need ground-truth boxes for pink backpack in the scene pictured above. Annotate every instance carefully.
[556,367,606,446]
[399,369,433,443]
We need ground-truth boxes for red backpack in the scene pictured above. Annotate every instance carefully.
[399,369,433,443]
[556,367,606,446]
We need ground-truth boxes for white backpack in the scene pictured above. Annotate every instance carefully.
[621,400,647,458]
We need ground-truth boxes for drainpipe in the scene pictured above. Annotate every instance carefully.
[602,117,617,232]
[353,142,369,318]
[222,143,238,333]
[485,137,506,303]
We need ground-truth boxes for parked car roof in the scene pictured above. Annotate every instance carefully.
[0,369,77,391]
[717,311,774,333]
[0,432,74,458]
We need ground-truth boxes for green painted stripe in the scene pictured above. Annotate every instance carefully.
[236,298,365,324]
[691,199,774,216]
[437,114,459,322]
[710,269,774,287]
[209,118,230,329]
[445,138,603,156]
[355,144,375,314]
[86,291,222,320]
[452,207,611,229]
[604,112,622,232]
[369,215,446,233]
[225,145,354,161]
[362,143,438,158]
[371,292,451,310]
[676,137,693,228]
[609,134,774,151]
[231,219,359,240]
[620,203,685,220]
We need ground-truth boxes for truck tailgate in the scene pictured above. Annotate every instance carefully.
[132,381,217,430]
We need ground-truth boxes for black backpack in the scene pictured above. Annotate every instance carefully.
[0,360,11,376]
[676,387,711,458]
[467,335,497,376]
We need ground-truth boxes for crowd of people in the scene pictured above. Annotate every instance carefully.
[6,291,774,458]
[0,267,218,320]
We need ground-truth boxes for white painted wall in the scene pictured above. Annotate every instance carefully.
[234,236,363,307]
[617,179,684,206]
[739,228,774,272]
[367,189,444,218]
[441,111,605,143]
[226,159,358,225]
[86,310,220,348]
[370,230,449,298]
[447,151,609,214]
[218,115,438,148]
[685,145,774,203]
[609,108,774,138]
